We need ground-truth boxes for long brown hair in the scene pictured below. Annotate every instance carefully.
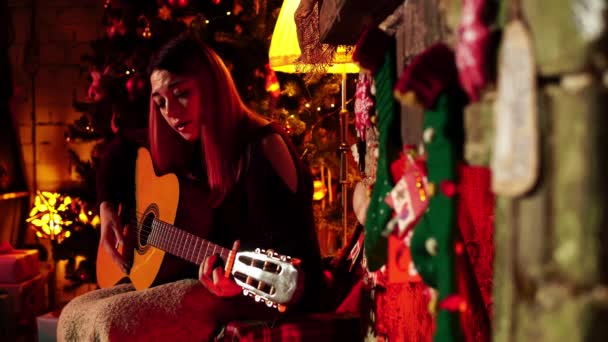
[148,33,251,201]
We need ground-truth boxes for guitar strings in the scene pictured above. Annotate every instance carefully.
[114,210,229,259]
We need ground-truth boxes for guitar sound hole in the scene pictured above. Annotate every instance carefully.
[139,213,155,247]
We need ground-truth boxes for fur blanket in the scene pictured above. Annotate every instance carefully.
[57,279,276,342]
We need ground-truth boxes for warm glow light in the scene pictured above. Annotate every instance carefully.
[91,215,100,227]
[26,191,89,243]
[313,180,328,201]
[268,0,359,74]
[27,191,67,240]
[79,211,89,224]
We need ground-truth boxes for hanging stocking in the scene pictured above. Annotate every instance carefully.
[394,43,459,109]
[364,41,402,272]
[410,91,466,342]
[455,0,491,101]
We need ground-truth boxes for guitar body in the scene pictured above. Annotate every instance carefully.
[97,148,179,290]
[96,149,301,310]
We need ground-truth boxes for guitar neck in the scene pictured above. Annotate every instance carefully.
[146,218,230,265]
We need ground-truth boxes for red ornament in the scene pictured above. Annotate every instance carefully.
[438,294,467,313]
[440,180,457,197]
[126,76,146,98]
[212,0,221,4]
[168,0,188,7]
[454,242,464,255]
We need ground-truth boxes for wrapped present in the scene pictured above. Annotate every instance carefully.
[0,274,46,323]
[0,248,40,283]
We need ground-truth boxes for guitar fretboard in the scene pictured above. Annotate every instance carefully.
[146,218,230,265]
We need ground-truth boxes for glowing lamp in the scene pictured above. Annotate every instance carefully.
[268,0,359,74]
[27,191,74,242]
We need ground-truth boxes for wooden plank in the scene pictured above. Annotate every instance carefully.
[523,0,605,76]
[548,78,608,286]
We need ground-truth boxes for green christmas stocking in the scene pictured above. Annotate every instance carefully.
[364,42,402,271]
[410,91,464,342]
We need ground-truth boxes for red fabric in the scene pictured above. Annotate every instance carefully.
[457,165,494,317]
[456,239,491,342]
[375,283,434,342]
[352,27,393,74]
[221,313,360,342]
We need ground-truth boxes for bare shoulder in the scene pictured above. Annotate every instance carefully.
[260,133,298,193]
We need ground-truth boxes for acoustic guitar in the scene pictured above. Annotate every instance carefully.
[96,148,302,311]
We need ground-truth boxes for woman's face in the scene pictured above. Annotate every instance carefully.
[150,69,201,142]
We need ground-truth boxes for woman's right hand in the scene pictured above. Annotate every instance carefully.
[99,201,129,274]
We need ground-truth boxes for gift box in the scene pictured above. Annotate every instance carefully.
[0,274,46,323]
[0,249,41,283]
[37,309,62,342]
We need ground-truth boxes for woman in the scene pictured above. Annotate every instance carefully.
[58,33,324,341]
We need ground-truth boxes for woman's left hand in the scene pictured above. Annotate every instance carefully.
[198,254,243,297]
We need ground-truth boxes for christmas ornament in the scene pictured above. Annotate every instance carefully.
[158,5,172,21]
[491,20,538,196]
[167,0,188,8]
[126,75,146,100]
[87,70,104,102]
[264,64,280,98]
[455,0,491,101]
[106,17,127,38]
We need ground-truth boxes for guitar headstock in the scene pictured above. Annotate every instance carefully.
[231,248,302,312]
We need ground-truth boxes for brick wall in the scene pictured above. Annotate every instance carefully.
[8,0,102,193]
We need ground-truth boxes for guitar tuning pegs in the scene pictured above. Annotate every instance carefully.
[266,249,274,257]
[243,289,250,296]
[277,304,287,313]
[265,300,275,308]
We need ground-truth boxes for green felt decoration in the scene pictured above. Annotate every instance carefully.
[410,92,465,342]
[364,41,402,271]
